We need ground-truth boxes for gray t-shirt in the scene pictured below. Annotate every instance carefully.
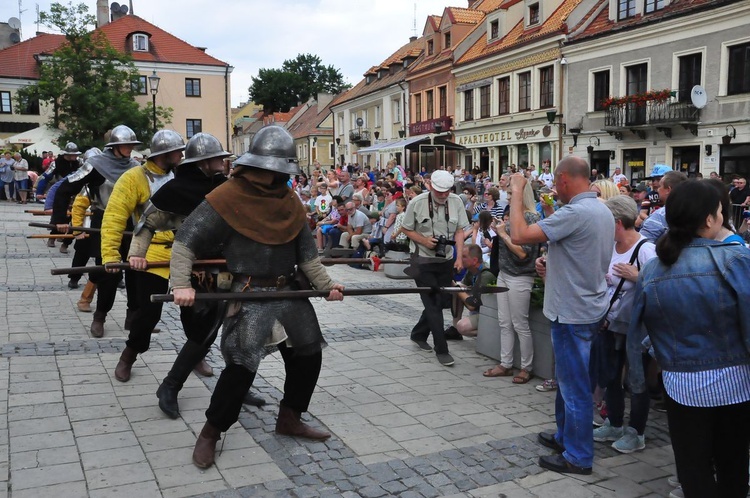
[537,191,614,324]
[348,209,372,235]
[402,191,471,259]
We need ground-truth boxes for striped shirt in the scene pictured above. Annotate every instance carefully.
[663,364,750,407]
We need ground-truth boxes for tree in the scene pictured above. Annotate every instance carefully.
[14,2,171,149]
[249,53,350,113]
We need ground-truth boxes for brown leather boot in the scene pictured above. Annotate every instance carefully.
[275,404,331,441]
[90,311,106,338]
[77,281,96,313]
[192,422,221,469]
[193,358,213,377]
[114,346,138,382]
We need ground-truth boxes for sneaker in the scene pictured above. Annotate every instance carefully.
[444,326,463,341]
[536,379,558,392]
[653,401,667,413]
[593,403,606,427]
[436,353,455,366]
[411,339,433,351]
[668,487,684,498]
[593,420,624,442]
[667,476,680,488]
[611,426,645,454]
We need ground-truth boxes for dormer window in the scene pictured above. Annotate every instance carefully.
[366,74,373,84]
[528,3,540,25]
[133,33,148,52]
[444,32,451,49]
[427,40,434,56]
[490,20,499,39]
[645,0,665,13]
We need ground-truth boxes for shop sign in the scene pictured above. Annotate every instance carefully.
[457,127,542,146]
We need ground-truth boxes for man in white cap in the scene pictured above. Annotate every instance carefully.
[401,170,471,366]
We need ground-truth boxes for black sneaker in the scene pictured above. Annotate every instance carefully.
[436,353,455,366]
[444,326,463,341]
[68,280,80,290]
[411,339,433,351]
[539,454,592,475]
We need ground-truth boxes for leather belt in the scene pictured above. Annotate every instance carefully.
[237,273,295,291]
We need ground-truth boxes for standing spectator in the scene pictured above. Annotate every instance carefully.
[337,171,354,203]
[12,152,30,204]
[640,170,688,243]
[729,176,750,206]
[509,157,614,475]
[474,187,504,219]
[0,151,15,201]
[590,179,620,201]
[483,180,540,384]
[610,166,627,186]
[627,180,750,498]
[538,163,554,189]
[42,151,54,171]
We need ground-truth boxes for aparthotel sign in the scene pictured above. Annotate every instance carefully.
[457,128,542,147]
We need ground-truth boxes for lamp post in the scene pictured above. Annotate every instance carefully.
[148,70,160,134]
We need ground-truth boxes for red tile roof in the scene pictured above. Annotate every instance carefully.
[287,99,335,139]
[0,14,227,81]
[0,33,65,79]
[446,7,487,24]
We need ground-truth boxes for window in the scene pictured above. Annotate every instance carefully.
[728,42,750,95]
[539,66,554,108]
[498,77,510,115]
[186,119,202,138]
[439,86,447,117]
[132,75,147,95]
[518,72,531,111]
[393,99,401,123]
[480,85,491,118]
[490,20,499,39]
[185,78,201,97]
[626,63,648,95]
[464,90,474,121]
[426,90,434,120]
[375,105,382,127]
[19,96,39,115]
[133,33,148,52]
[593,70,610,111]
[414,93,422,122]
[427,40,434,56]
[618,0,636,20]
[329,143,335,159]
[645,0,665,13]
[1,91,12,114]
[444,32,451,48]
[528,3,540,24]
[678,53,702,103]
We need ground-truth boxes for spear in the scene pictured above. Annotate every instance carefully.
[50,257,407,276]
[29,222,133,236]
[25,210,91,216]
[150,286,508,303]
[28,234,83,239]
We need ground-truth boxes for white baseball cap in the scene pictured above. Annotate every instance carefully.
[431,170,455,192]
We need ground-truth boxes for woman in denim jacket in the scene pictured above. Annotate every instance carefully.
[627,180,750,498]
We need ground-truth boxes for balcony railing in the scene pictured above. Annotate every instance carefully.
[604,101,700,128]
[349,130,371,144]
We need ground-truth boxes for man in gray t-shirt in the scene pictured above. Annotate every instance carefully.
[508,156,614,476]
[339,201,372,249]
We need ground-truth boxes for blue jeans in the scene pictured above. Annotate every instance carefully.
[551,320,597,468]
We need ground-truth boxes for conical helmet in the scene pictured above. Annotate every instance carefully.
[63,142,81,155]
[233,125,300,175]
[106,125,141,147]
[181,133,231,165]
[149,130,185,158]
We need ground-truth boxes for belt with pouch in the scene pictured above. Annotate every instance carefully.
[236,272,296,291]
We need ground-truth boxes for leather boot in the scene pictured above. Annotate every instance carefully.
[77,281,96,312]
[90,311,106,338]
[114,346,138,382]
[275,404,330,441]
[156,340,209,419]
[243,391,266,407]
[193,358,213,377]
[192,422,221,469]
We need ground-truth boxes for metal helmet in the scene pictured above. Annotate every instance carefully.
[83,147,102,161]
[233,125,300,175]
[63,142,81,155]
[149,129,186,158]
[181,133,231,165]
[106,125,142,147]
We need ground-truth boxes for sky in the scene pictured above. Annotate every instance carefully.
[2,0,456,107]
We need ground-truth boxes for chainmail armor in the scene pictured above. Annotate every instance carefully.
[174,200,324,372]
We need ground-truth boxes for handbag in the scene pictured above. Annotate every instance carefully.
[603,239,647,328]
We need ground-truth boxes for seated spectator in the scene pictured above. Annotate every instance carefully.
[444,244,496,339]
[314,195,343,250]
[339,201,372,249]
[472,210,496,266]
[314,184,332,220]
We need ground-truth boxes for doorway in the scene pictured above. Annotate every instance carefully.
[672,146,700,178]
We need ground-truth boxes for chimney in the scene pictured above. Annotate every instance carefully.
[96,0,109,27]
[317,93,333,110]
[409,36,417,42]
[468,0,480,7]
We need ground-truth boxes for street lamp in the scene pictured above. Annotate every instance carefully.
[148,70,160,133]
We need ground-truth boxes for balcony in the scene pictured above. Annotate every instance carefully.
[604,101,700,138]
[349,129,371,146]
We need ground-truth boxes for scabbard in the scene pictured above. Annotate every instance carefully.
[151,286,509,303]
[29,222,132,236]
[50,259,227,276]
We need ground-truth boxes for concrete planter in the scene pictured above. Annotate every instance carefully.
[384,250,411,279]
[476,294,554,379]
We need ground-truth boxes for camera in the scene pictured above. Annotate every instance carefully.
[434,235,456,258]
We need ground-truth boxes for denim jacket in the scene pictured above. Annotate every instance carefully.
[626,238,750,393]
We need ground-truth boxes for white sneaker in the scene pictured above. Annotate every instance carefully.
[668,486,684,498]
[667,475,680,488]
[593,402,606,427]
[611,426,646,454]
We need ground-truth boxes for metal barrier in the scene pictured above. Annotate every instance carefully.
[730,204,746,231]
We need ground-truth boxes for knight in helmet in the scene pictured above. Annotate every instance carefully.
[169,125,344,469]
[52,125,142,337]
[99,129,185,382]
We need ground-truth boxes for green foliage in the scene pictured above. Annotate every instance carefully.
[530,277,545,309]
[19,149,43,172]
[13,2,172,149]
[249,53,350,113]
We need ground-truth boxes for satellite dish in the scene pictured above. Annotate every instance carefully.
[8,17,21,30]
[110,2,120,12]
[690,85,707,109]
[9,32,20,44]
[119,4,129,14]
[356,117,364,127]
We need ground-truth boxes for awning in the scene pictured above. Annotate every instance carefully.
[23,138,62,156]
[357,134,465,155]
[3,125,62,146]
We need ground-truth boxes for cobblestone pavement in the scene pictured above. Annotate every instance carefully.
[0,202,679,497]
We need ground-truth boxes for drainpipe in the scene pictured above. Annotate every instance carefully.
[225,65,231,151]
